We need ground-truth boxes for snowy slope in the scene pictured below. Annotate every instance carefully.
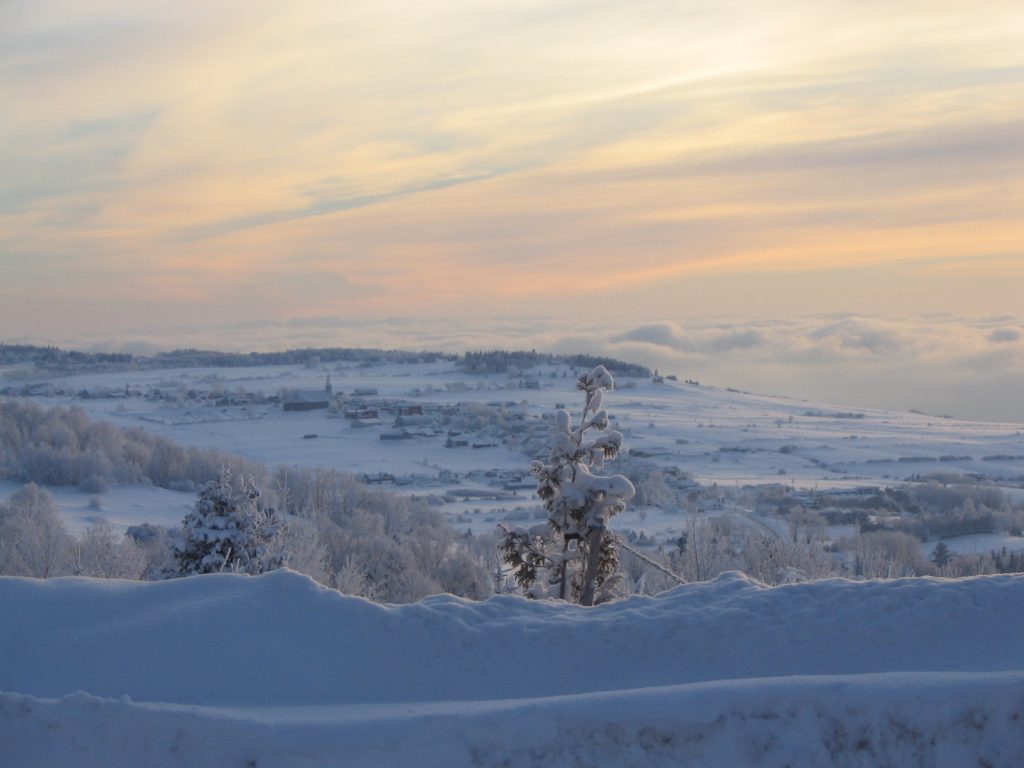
[2,570,1023,766]
[6,357,1024,553]
[8,359,1024,491]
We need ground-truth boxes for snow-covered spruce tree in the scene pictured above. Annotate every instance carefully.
[501,365,635,605]
[175,470,285,576]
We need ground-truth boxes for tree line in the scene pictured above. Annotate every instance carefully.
[458,350,651,378]
[0,400,495,601]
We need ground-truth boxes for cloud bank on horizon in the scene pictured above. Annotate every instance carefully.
[54,313,1024,424]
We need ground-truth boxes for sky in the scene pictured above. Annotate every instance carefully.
[1,0,1023,420]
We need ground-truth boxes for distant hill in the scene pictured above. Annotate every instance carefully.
[457,349,651,377]
[0,343,453,372]
[0,343,651,378]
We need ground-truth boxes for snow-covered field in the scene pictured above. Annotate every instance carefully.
[0,480,192,536]
[4,357,1024,765]
[7,359,1024,488]
[2,569,1023,766]
[5,357,1024,552]
[920,532,1024,558]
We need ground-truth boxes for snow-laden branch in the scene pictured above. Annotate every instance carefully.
[502,365,635,603]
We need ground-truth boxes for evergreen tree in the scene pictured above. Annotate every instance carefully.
[500,365,635,604]
[175,470,285,575]
[930,541,952,568]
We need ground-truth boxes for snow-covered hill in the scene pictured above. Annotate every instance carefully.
[2,569,1022,766]
[5,357,1024,552]
[7,358,1024,491]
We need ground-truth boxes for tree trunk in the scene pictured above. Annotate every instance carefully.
[558,538,570,600]
[579,526,604,606]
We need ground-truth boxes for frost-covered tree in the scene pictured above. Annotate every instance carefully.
[72,518,146,579]
[175,470,285,576]
[501,365,635,605]
[274,517,330,583]
[740,532,837,585]
[0,483,72,578]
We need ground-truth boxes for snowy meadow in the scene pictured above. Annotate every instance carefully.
[2,346,1024,765]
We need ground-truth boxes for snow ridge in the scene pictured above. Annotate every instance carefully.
[2,570,1023,765]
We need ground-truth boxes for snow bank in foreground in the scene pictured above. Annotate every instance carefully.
[2,570,1023,766]
[5,673,1023,768]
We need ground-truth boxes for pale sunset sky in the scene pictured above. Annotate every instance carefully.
[2,1,1023,419]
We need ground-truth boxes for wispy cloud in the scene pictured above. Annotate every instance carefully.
[1,0,1022,365]
[171,171,507,242]
[988,328,1021,344]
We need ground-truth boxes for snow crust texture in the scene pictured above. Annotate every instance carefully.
[2,569,1023,766]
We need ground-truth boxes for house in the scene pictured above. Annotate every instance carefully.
[282,378,334,411]
[380,430,413,441]
[283,391,330,411]
[350,416,382,428]
[394,413,435,428]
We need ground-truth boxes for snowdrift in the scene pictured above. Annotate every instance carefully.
[2,570,1023,766]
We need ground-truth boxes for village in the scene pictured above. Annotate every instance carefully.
[4,354,1024,562]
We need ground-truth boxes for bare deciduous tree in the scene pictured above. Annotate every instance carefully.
[0,483,72,578]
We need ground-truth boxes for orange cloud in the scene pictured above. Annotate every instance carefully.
[2,0,1023,334]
